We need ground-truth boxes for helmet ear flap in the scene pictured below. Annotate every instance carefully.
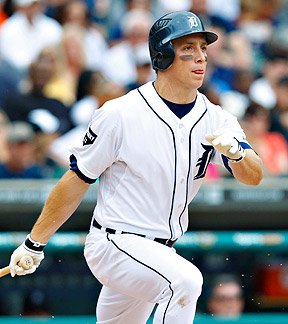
[152,42,175,70]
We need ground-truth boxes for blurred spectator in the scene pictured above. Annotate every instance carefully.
[22,289,50,316]
[0,0,8,25]
[269,0,288,57]
[70,69,124,127]
[0,53,22,107]
[242,103,288,177]
[198,82,220,106]
[238,0,281,43]
[49,69,125,167]
[0,0,62,74]
[237,0,283,74]
[206,0,240,24]
[69,70,100,127]
[206,274,245,319]
[0,121,47,178]
[189,0,210,21]
[91,0,122,40]
[2,0,16,17]
[194,0,252,101]
[127,0,152,11]
[238,0,282,36]
[189,0,236,32]
[55,0,108,71]
[220,69,255,119]
[92,0,163,43]
[158,0,190,13]
[0,109,9,163]
[126,42,154,91]
[205,21,252,99]
[101,9,153,88]
[44,0,69,19]
[205,164,222,182]
[42,24,86,105]
[2,52,71,134]
[270,76,288,144]
[249,52,288,110]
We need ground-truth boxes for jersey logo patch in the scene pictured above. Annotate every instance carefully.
[194,144,214,180]
[83,127,97,146]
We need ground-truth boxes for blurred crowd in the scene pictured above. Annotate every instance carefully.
[0,0,287,178]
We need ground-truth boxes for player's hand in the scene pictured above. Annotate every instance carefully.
[205,128,246,162]
[9,237,45,277]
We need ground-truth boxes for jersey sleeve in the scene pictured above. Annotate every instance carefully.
[69,105,122,181]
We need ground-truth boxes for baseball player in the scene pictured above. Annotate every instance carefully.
[8,11,263,324]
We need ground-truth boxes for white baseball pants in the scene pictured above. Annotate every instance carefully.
[84,228,203,324]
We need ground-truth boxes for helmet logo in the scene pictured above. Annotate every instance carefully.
[189,16,198,28]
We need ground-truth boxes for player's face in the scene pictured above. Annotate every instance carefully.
[169,34,208,90]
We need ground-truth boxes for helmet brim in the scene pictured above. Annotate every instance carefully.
[204,31,218,44]
[167,30,218,45]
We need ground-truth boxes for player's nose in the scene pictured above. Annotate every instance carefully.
[194,47,206,64]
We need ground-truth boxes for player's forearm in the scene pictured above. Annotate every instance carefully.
[30,170,90,243]
[229,149,263,186]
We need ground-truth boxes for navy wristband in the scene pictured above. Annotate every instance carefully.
[24,234,46,253]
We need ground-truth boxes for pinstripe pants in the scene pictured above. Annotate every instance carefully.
[84,228,203,324]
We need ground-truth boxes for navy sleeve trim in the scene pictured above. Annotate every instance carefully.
[221,155,233,175]
[222,143,253,174]
[69,154,96,184]
[239,142,252,150]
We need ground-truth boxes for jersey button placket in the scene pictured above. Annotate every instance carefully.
[173,124,189,236]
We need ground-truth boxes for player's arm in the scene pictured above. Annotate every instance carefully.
[30,169,90,243]
[206,128,263,186]
[227,149,263,185]
[9,170,90,276]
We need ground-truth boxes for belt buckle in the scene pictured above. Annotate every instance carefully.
[165,239,173,247]
[166,239,176,247]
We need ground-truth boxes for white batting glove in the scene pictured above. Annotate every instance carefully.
[205,128,246,163]
[9,234,45,277]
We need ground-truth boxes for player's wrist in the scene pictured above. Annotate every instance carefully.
[227,153,245,163]
[24,234,46,254]
[227,142,246,163]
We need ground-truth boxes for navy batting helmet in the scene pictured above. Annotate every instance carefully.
[149,11,218,71]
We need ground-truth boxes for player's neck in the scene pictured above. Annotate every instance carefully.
[154,78,198,104]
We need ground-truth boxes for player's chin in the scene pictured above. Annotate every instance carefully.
[190,77,204,89]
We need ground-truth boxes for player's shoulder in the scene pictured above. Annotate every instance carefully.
[199,92,237,121]
[103,86,142,109]
[198,92,221,111]
[95,87,140,119]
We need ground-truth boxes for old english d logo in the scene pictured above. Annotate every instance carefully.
[189,16,198,28]
[194,144,214,180]
[83,127,97,146]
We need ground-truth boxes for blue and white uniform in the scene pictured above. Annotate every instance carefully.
[69,81,251,324]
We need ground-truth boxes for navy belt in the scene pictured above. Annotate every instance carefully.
[93,219,177,247]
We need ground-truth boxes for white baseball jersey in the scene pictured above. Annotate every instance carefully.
[69,81,247,240]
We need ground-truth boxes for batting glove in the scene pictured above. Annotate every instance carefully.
[205,128,246,163]
[9,234,45,277]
